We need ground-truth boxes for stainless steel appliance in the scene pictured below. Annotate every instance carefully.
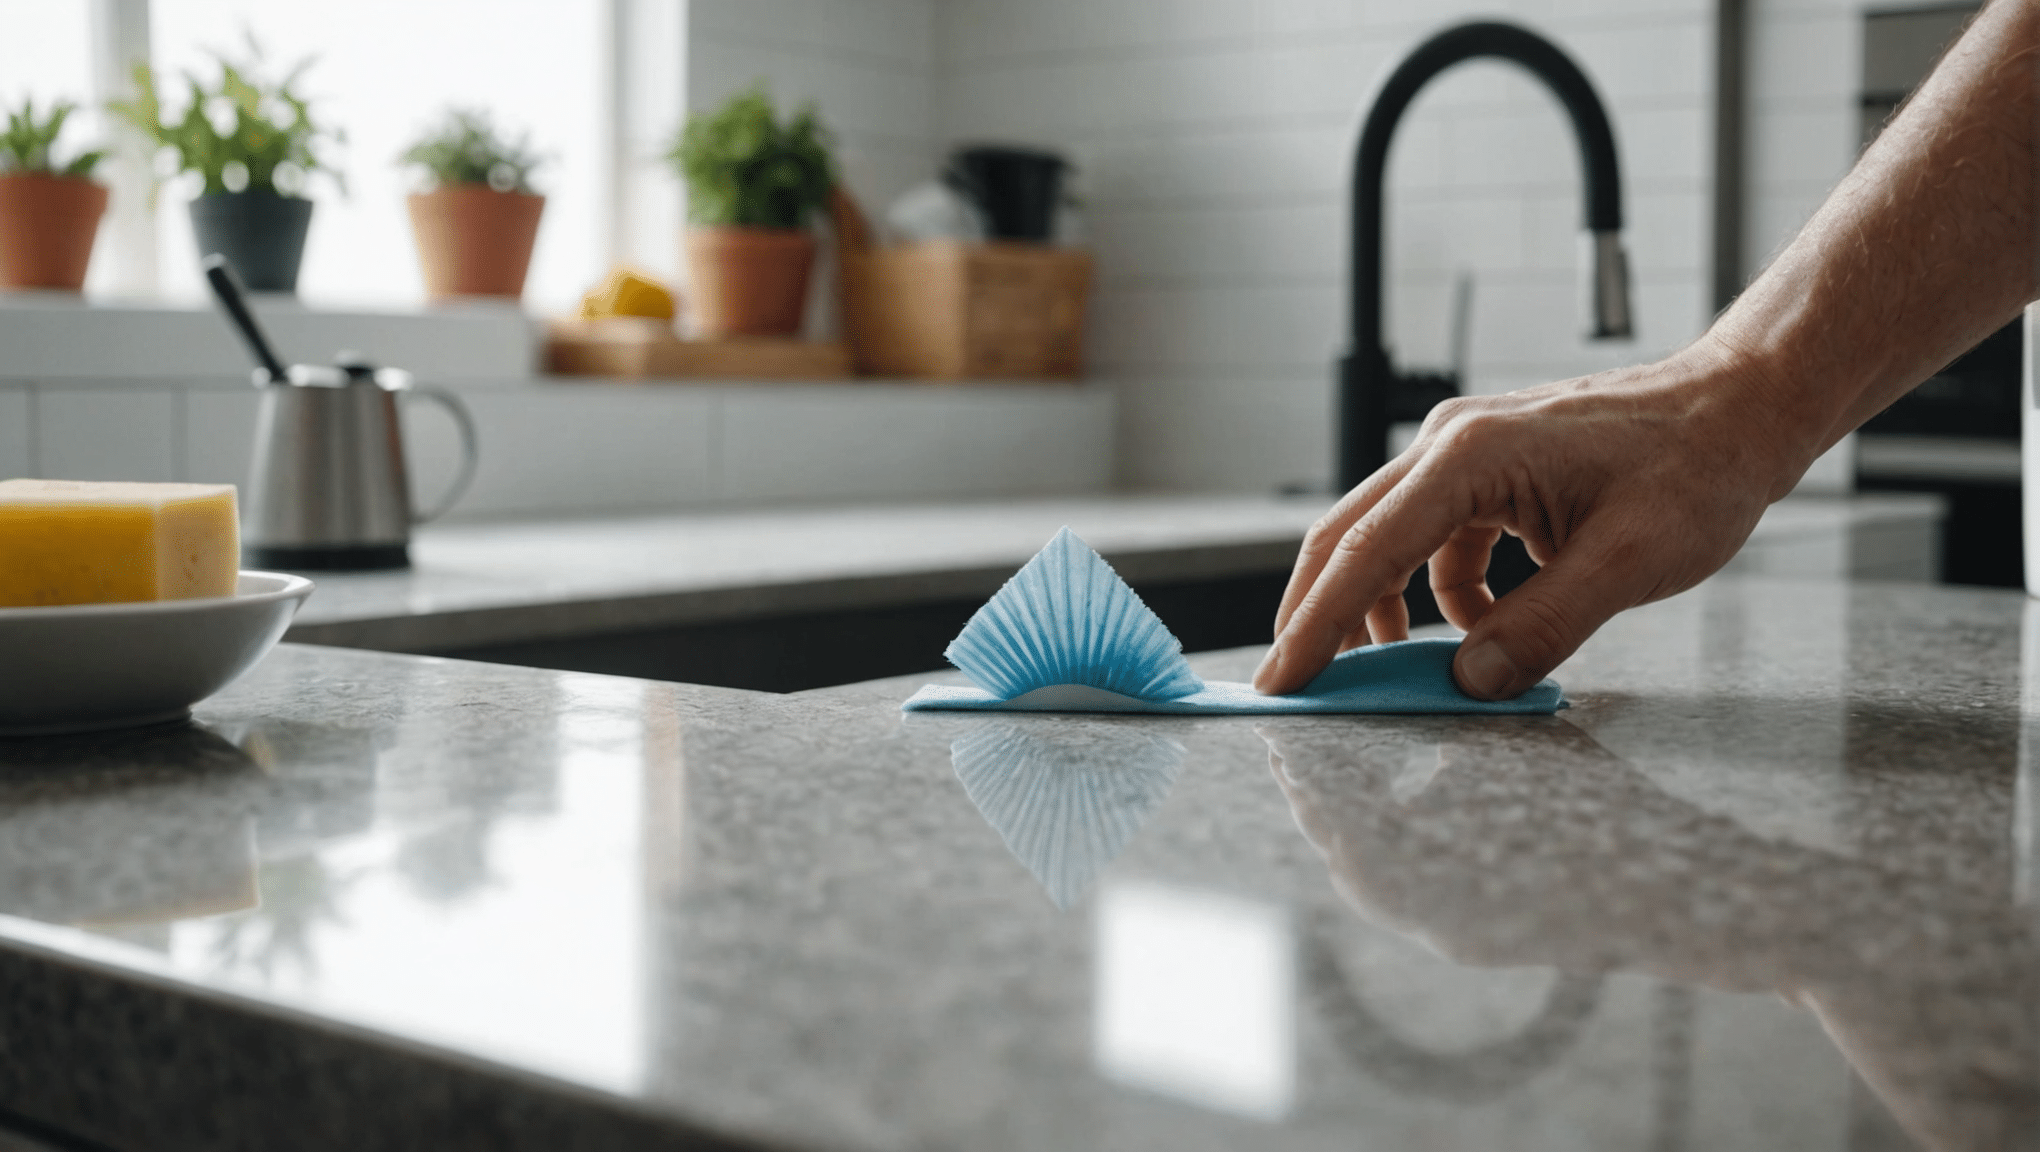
[202,255,478,570]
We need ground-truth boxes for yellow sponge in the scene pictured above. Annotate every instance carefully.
[580,268,676,321]
[0,479,240,607]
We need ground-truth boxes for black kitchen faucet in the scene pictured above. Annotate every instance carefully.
[1338,21,1634,490]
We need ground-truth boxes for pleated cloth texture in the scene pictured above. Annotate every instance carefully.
[903,527,1565,715]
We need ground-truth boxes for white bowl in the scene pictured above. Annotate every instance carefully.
[0,571,315,737]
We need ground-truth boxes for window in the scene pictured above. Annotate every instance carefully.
[149,0,612,311]
[1,1,682,313]
[0,4,94,117]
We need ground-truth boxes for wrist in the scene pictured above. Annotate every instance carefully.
[1666,327,1843,503]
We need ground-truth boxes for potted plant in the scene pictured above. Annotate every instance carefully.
[0,98,107,291]
[110,43,339,293]
[665,85,833,337]
[399,109,545,301]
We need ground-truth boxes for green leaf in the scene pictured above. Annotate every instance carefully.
[0,95,103,177]
[664,83,834,229]
[103,32,339,198]
[397,107,544,194]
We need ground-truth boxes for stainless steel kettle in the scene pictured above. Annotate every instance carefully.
[203,255,478,570]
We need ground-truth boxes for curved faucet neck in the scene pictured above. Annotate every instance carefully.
[1349,21,1625,353]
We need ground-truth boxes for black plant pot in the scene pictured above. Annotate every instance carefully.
[189,191,314,293]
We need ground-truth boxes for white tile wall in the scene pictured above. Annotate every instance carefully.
[687,0,939,223]
[14,379,1114,519]
[414,388,719,519]
[7,1,1870,504]
[718,385,1112,502]
[1113,373,1330,493]
[1746,3,1861,280]
[182,388,262,487]
[0,389,30,477]
[37,389,179,483]
[935,0,1716,491]
[7,377,1109,515]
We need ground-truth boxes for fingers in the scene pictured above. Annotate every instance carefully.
[1430,524,1501,631]
[1364,587,1410,647]
[1452,531,1651,700]
[1272,452,1421,639]
[1255,455,1474,695]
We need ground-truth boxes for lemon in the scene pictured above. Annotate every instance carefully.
[580,268,676,320]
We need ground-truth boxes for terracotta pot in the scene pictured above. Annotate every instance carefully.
[407,186,545,300]
[0,173,108,291]
[684,227,816,337]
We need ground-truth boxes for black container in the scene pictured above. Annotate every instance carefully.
[189,191,314,293]
[944,145,1068,243]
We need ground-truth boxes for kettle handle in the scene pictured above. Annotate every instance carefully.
[405,386,479,524]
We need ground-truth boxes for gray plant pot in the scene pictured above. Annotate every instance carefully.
[189,191,314,293]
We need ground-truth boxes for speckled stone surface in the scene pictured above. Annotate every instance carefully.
[0,572,2030,1150]
[281,493,1942,653]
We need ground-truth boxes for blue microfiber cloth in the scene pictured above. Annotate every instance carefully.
[901,527,1565,715]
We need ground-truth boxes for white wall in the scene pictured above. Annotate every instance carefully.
[1745,0,1859,284]
[687,0,939,233]
[935,0,1716,492]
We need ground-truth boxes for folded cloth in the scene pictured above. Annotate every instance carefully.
[904,635,1564,714]
[902,528,1565,716]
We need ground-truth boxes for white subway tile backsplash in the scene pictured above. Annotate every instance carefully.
[931,389,1117,495]
[1087,285,1340,373]
[693,0,935,66]
[1610,105,1709,185]
[1444,104,1579,188]
[0,389,29,478]
[1389,189,1531,275]
[1562,21,1711,103]
[1115,373,1332,492]
[1081,123,1353,205]
[426,389,718,520]
[1749,105,1854,189]
[1086,200,1345,285]
[691,42,932,140]
[182,389,261,489]
[37,389,178,483]
[940,0,1261,65]
[718,386,1113,503]
[1749,11,1858,104]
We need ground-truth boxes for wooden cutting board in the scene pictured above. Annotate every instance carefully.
[545,318,852,381]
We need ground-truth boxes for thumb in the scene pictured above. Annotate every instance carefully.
[1452,536,1646,700]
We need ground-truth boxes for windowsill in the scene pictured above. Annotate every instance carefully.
[0,292,539,383]
[0,293,1097,392]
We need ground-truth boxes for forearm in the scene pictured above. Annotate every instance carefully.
[1703,0,2039,486]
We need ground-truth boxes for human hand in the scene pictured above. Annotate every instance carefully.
[1253,346,1813,699]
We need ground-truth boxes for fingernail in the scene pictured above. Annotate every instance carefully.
[1458,640,1521,699]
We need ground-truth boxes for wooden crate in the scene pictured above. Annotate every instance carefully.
[545,318,852,380]
[839,241,1091,380]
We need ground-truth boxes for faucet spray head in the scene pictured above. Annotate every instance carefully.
[1588,230,1633,340]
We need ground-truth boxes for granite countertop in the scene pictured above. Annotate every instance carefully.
[0,570,2030,1151]
[284,493,1946,653]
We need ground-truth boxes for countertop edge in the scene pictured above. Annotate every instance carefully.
[284,538,1306,654]
[0,914,759,1152]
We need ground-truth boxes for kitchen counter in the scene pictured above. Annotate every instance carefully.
[0,570,2031,1150]
[288,492,1947,655]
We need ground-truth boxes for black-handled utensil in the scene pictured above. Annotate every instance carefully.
[201,254,291,384]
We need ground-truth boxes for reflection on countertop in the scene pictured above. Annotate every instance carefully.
[0,573,2031,1151]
